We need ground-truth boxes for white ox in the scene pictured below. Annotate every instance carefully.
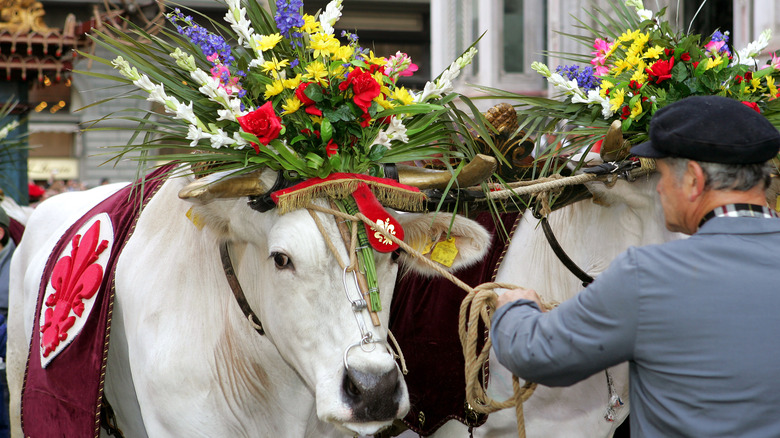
[418,155,682,438]
[7,166,492,437]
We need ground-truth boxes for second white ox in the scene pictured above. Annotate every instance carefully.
[426,155,681,438]
[7,166,492,437]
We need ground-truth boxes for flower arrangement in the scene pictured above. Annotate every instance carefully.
[480,0,780,161]
[87,0,478,180]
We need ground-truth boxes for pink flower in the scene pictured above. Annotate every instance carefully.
[771,54,780,70]
[384,52,418,78]
[594,65,610,76]
[704,40,725,55]
[207,53,220,62]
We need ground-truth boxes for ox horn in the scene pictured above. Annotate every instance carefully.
[178,169,268,201]
[396,154,497,190]
[601,120,631,162]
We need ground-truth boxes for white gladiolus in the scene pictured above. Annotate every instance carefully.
[173,101,197,125]
[187,125,210,147]
[414,47,477,103]
[147,84,169,105]
[732,29,772,67]
[320,0,343,35]
[232,131,250,149]
[0,120,19,141]
[637,9,653,21]
[133,75,157,93]
[209,128,233,149]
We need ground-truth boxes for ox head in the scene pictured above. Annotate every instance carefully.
[176,163,492,436]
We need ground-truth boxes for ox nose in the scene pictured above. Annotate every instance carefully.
[342,365,401,421]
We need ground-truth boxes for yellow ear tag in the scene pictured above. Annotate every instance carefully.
[421,240,434,255]
[776,195,780,212]
[186,207,205,230]
[430,237,458,267]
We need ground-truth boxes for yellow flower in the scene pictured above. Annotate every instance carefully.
[257,34,283,52]
[261,59,290,73]
[300,14,321,34]
[750,77,762,92]
[612,58,634,74]
[630,68,647,84]
[332,45,354,62]
[705,55,723,70]
[609,88,625,112]
[391,87,414,105]
[264,80,285,99]
[600,80,615,98]
[767,76,778,98]
[630,100,643,119]
[281,97,302,115]
[633,32,650,48]
[310,115,323,125]
[605,42,621,58]
[617,29,641,43]
[375,95,394,110]
[309,32,340,58]
[303,61,329,85]
[365,50,387,66]
[643,45,664,60]
[283,74,302,89]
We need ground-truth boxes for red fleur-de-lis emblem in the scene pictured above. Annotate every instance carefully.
[40,217,112,362]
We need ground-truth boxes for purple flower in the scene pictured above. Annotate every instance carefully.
[168,11,235,66]
[707,30,731,56]
[274,0,305,38]
[555,64,601,91]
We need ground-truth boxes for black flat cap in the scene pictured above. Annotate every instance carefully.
[631,95,780,164]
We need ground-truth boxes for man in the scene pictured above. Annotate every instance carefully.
[491,95,780,437]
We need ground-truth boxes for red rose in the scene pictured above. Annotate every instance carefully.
[680,52,691,62]
[359,113,372,128]
[237,101,283,152]
[295,83,323,116]
[645,57,675,84]
[620,105,631,120]
[339,68,381,112]
[326,139,339,157]
[692,61,700,69]
[745,71,753,81]
[734,75,743,84]
[741,101,760,113]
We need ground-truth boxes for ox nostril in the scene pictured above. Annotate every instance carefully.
[342,366,401,421]
[345,377,361,398]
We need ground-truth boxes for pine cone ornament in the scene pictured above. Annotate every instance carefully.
[485,102,519,135]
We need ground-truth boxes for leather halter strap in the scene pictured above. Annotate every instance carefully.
[220,241,265,335]
[539,216,594,287]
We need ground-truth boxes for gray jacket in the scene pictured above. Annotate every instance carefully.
[492,216,780,437]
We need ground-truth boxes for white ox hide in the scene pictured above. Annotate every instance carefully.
[421,163,681,438]
[7,168,492,438]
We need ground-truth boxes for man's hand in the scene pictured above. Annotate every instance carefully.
[496,287,544,311]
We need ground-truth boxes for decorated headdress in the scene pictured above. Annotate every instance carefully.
[83,0,486,213]
[478,0,780,166]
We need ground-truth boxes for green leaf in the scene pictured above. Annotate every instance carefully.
[321,118,333,143]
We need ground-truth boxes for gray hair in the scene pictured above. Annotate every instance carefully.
[664,157,773,191]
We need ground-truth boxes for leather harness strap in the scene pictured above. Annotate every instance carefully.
[220,241,266,335]
[539,216,595,288]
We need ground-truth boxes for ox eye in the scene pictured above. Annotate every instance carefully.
[271,252,293,269]
[391,249,402,262]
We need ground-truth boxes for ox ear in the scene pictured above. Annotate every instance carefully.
[396,213,492,276]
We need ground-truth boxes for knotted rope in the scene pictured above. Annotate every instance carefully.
[306,203,538,438]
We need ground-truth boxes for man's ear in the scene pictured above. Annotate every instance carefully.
[687,160,707,201]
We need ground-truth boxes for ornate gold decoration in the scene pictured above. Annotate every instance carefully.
[0,0,51,34]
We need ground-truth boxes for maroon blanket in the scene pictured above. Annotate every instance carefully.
[21,166,172,438]
[390,211,520,435]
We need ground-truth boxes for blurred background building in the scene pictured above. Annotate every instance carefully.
[1,0,778,204]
